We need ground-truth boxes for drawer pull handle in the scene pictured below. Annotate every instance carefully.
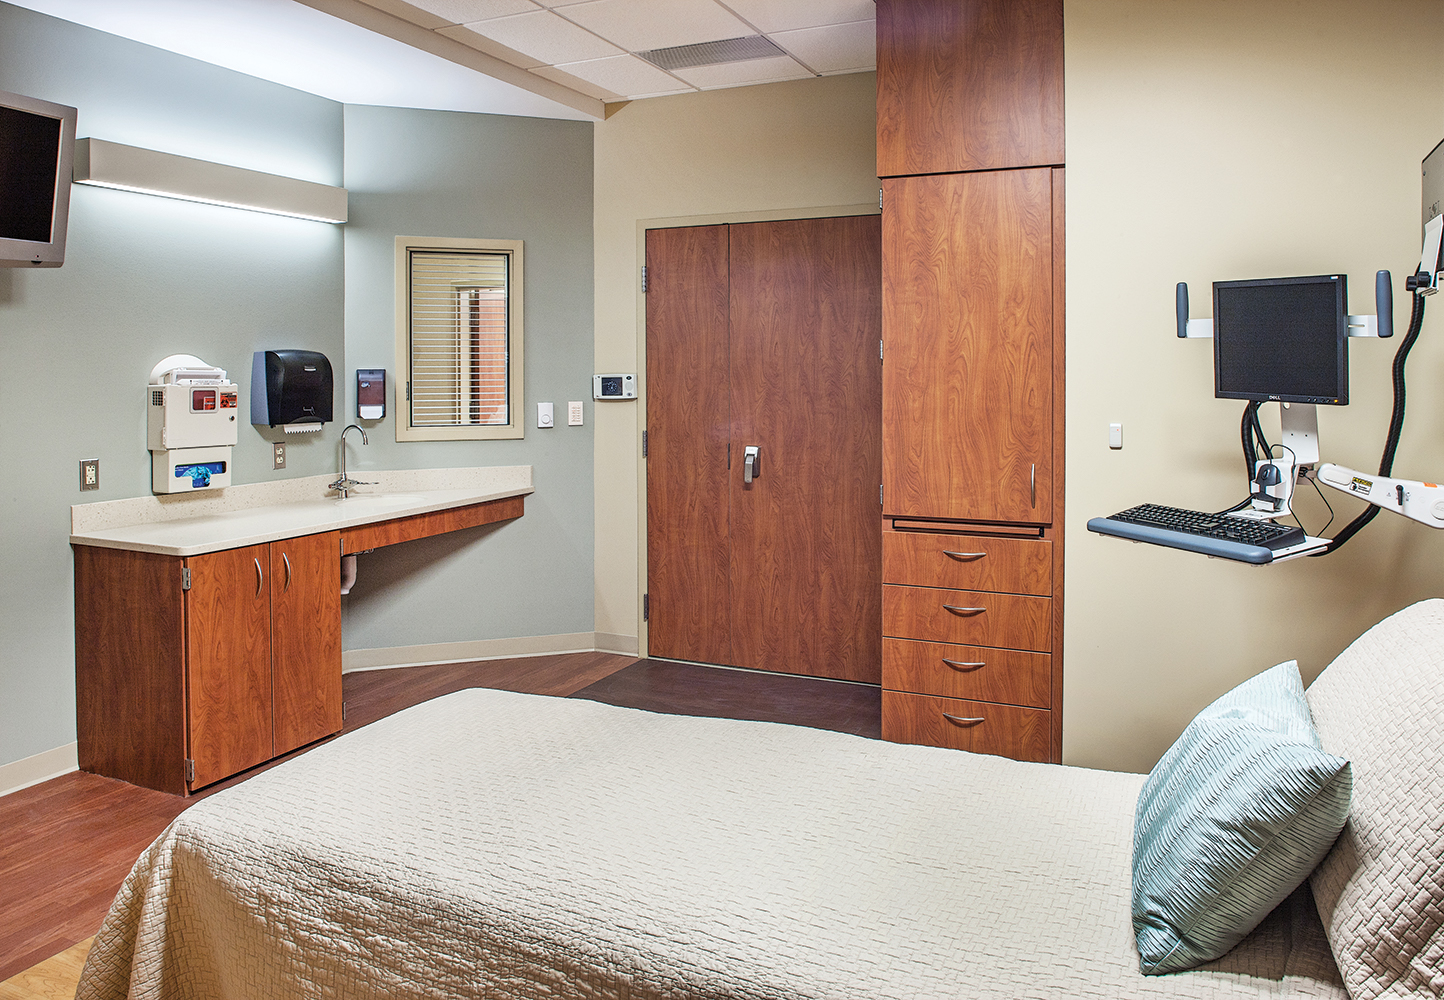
[942,550,987,561]
[943,712,986,727]
[942,604,986,616]
[942,658,985,671]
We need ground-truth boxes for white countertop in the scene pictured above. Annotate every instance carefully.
[70,467,533,557]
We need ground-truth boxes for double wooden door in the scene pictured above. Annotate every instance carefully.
[646,215,882,683]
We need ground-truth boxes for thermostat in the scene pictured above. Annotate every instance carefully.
[593,373,637,400]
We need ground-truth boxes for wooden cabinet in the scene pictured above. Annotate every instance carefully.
[882,168,1054,524]
[876,0,1064,177]
[881,526,1054,761]
[76,531,341,794]
[876,0,1065,762]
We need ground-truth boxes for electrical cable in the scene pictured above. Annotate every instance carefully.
[1313,291,1427,555]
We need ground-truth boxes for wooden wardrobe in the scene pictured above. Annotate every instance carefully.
[875,0,1066,763]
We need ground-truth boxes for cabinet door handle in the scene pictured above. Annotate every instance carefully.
[942,658,985,671]
[942,712,985,727]
[282,552,292,594]
[254,557,264,597]
[1031,463,1037,508]
[942,550,987,560]
[942,604,986,616]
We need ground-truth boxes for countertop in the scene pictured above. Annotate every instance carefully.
[70,466,533,557]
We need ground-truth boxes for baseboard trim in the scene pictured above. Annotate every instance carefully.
[0,742,78,798]
[342,631,640,672]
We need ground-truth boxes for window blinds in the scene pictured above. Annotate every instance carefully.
[408,249,510,427]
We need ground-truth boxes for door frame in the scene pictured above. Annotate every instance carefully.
[634,202,880,658]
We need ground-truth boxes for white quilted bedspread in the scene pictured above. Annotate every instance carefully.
[77,689,1346,1000]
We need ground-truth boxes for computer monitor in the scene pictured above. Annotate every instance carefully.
[1213,274,1348,405]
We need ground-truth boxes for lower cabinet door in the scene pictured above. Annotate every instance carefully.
[881,690,1051,762]
[185,543,274,788]
[271,531,343,756]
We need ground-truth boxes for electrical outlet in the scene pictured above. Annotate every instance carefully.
[79,459,99,491]
[273,442,286,470]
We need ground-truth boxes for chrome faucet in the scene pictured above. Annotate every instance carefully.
[330,424,375,498]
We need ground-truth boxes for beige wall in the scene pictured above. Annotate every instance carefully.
[592,73,880,645]
[1065,0,1444,772]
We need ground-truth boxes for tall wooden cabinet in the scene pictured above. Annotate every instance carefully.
[877,0,1065,763]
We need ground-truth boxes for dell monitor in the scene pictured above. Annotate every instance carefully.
[1214,274,1348,405]
[0,89,77,268]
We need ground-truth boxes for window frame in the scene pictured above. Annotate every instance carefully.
[394,235,524,441]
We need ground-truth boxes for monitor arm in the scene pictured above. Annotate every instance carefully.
[1315,464,1444,528]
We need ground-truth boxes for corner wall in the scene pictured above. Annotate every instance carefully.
[340,105,596,653]
[1064,0,1444,772]
[592,73,880,647]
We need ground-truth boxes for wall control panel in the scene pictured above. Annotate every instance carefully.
[593,373,637,399]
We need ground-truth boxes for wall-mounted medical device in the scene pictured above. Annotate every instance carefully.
[148,354,238,493]
[251,350,333,433]
[593,373,637,400]
[356,368,386,420]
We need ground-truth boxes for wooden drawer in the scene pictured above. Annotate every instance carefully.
[883,638,1049,708]
[882,585,1051,651]
[883,531,1050,595]
[882,690,1051,762]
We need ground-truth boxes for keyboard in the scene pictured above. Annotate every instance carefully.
[1107,504,1306,549]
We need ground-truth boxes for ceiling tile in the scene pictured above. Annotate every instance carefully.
[548,53,693,99]
[671,53,812,91]
[721,0,875,34]
[459,8,622,64]
[436,23,546,68]
[404,0,539,25]
[773,20,874,74]
[560,0,752,52]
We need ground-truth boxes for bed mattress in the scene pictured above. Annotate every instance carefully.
[77,688,1346,1000]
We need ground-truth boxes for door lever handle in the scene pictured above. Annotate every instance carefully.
[743,445,761,484]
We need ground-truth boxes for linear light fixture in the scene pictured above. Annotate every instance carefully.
[72,138,348,224]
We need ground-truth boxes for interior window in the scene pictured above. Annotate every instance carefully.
[395,236,523,441]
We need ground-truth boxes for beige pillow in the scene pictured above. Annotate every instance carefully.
[1306,599,1444,999]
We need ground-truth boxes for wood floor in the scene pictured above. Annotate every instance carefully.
[0,651,881,992]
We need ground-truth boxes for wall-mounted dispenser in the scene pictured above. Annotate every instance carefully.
[357,368,386,420]
[148,354,238,493]
[251,350,333,433]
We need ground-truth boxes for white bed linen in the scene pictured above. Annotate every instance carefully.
[77,688,1346,1000]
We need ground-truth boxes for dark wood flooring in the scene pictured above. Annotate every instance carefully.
[0,652,879,981]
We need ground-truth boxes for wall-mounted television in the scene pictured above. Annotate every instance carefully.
[0,89,77,268]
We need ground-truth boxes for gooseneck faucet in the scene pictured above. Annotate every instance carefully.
[330,424,375,498]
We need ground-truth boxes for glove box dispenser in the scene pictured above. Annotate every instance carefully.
[147,355,238,493]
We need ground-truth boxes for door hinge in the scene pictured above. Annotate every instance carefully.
[879,187,883,210]
[880,484,884,506]
[642,593,650,622]
[879,339,884,361]
[406,380,412,402]
[342,702,347,722]
[642,430,648,457]
[641,265,648,293]
[181,566,191,591]
[184,758,195,783]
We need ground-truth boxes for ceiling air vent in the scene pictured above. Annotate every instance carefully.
[638,35,785,71]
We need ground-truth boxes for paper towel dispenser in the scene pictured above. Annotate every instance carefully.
[251,350,333,432]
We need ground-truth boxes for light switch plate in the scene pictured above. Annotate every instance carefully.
[568,401,583,426]
[537,402,554,428]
